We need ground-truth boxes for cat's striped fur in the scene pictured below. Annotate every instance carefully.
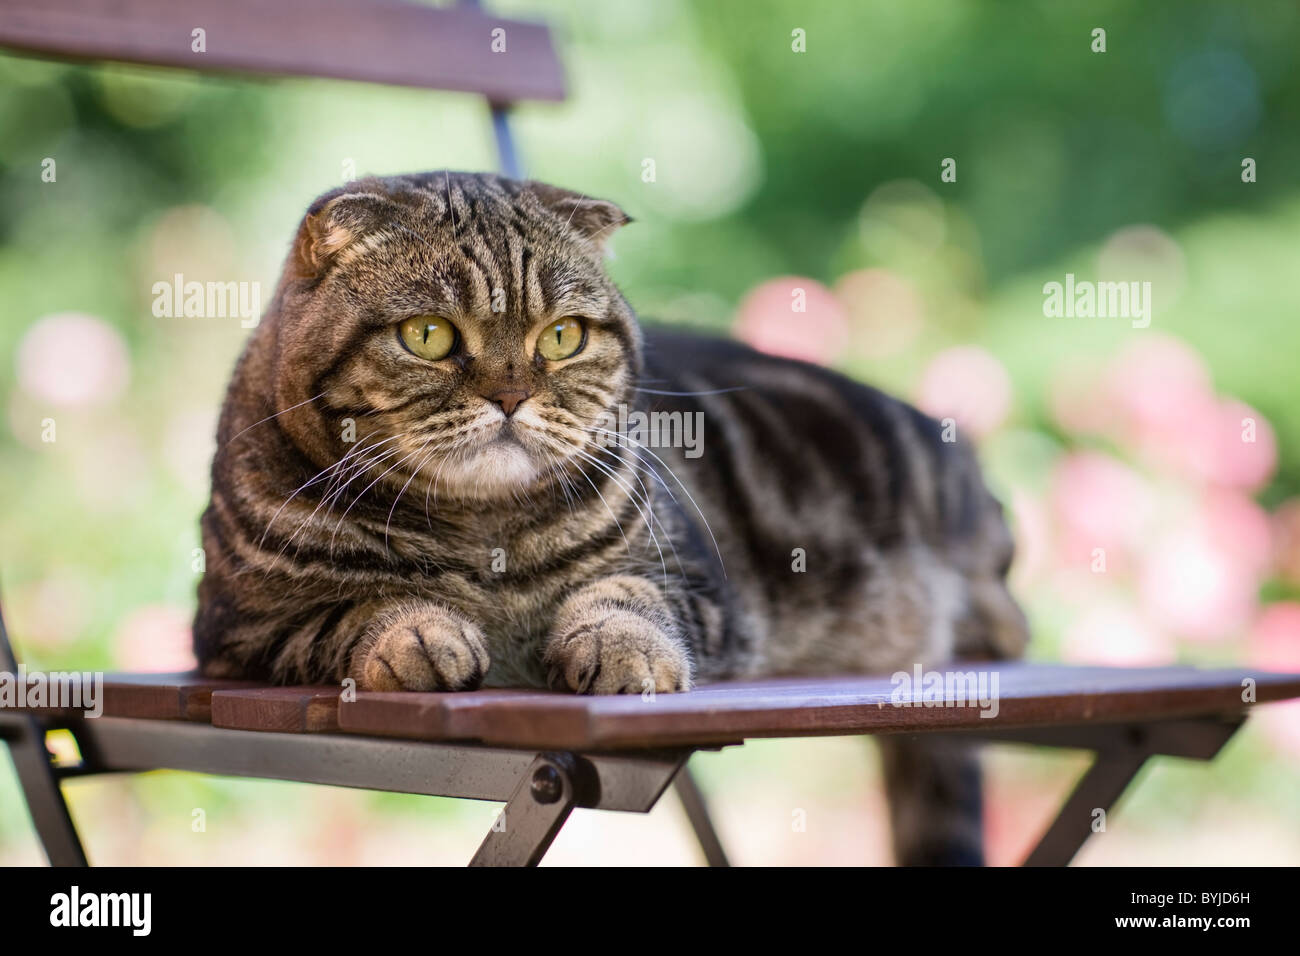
[194,171,1027,863]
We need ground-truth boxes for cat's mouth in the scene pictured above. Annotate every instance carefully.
[490,420,523,443]
[409,415,546,500]
[420,437,538,499]
[405,403,591,500]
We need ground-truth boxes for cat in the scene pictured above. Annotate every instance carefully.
[193,171,1028,864]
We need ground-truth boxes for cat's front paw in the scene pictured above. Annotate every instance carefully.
[350,604,489,691]
[545,608,691,695]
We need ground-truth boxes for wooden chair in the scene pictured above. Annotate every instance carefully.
[5,603,1300,865]
[4,0,1300,866]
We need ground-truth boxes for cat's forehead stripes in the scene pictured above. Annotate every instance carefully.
[319,173,614,327]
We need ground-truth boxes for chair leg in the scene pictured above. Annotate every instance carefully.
[2,717,89,866]
[1022,750,1149,866]
[489,105,522,178]
[0,595,89,866]
[673,764,730,867]
[469,753,579,866]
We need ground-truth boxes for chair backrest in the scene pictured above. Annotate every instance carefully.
[0,0,566,175]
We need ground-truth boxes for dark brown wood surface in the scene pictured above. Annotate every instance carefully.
[99,672,262,721]
[0,671,260,721]
[337,663,1300,749]
[11,663,1297,751]
[0,0,566,102]
[211,686,341,733]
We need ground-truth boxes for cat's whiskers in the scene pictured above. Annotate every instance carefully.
[586,439,689,581]
[268,435,411,570]
[259,400,702,577]
[583,440,683,580]
[426,437,475,523]
[634,385,749,397]
[522,424,672,583]
[566,443,669,584]
[318,433,403,504]
[545,462,571,514]
[546,429,663,548]
[329,437,448,557]
[222,390,330,449]
[383,434,442,553]
[554,448,631,557]
[549,458,581,516]
[585,425,727,578]
[314,441,410,526]
[257,431,402,552]
[424,447,451,533]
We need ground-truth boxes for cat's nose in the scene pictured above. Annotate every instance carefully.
[485,390,530,417]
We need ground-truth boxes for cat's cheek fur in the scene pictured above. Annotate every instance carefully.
[543,576,694,695]
[348,601,490,691]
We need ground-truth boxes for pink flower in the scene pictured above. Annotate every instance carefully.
[1273,499,1300,586]
[10,571,93,650]
[1203,399,1276,491]
[1007,487,1052,587]
[1103,335,1218,475]
[16,312,130,407]
[1255,699,1300,764]
[112,605,197,672]
[1049,451,1152,573]
[1138,526,1258,643]
[1247,604,1300,762]
[1061,598,1175,666]
[1097,336,1276,489]
[733,277,849,365]
[915,346,1012,439]
[1202,489,1273,577]
[1250,603,1300,670]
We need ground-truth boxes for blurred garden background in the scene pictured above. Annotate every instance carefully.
[3,0,1300,864]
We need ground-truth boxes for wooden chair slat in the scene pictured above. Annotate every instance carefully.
[0,0,567,102]
[334,663,1300,750]
[2,672,245,720]
[336,687,584,742]
[210,686,341,733]
[99,672,263,721]
[12,665,1298,751]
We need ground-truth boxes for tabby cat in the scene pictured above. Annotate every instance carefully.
[194,171,1027,864]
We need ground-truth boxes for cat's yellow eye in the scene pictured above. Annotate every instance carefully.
[537,317,586,361]
[398,315,459,361]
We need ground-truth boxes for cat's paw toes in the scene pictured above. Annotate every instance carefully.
[353,608,489,691]
[545,609,691,695]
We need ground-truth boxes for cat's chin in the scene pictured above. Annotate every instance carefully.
[427,440,541,500]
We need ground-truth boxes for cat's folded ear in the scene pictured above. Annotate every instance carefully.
[527,182,632,252]
[292,190,399,279]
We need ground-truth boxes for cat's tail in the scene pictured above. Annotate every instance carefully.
[877,562,1027,865]
[876,734,985,865]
